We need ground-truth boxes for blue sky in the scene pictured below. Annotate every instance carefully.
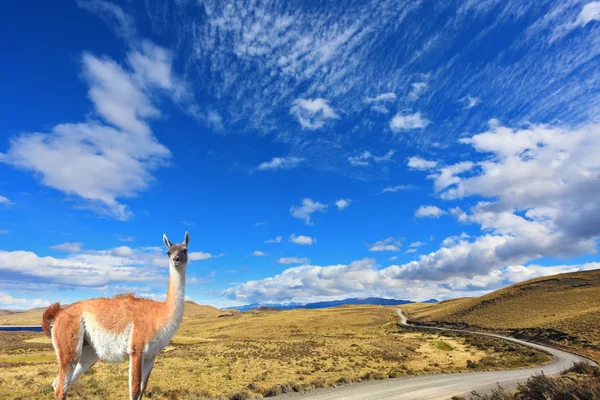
[1,0,599,309]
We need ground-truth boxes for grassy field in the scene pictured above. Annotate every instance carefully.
[0,304,549,399]
[404,269,600,362]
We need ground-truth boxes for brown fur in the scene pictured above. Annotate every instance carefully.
[42,302,61,337]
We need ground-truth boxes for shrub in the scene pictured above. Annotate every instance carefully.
[562,361,596,375]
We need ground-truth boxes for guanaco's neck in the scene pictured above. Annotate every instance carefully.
[164,264,186,325]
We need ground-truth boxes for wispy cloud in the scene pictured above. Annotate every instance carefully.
[415,205,446,218]
[335,198,351,210]
[348,150,394,166]
[278,257,309,265]
[0,196,12,206]
[256,156,304,171]
[252,250,267,256]
[289,234,316,245]
[116,234,135,242]
[407,156,438,171]
[290,98,339,130]
[265,235,282,244]
[51,242,84,252]
[390,112,430,132]
[189,251,217,261]
[459,94,481,109]
[0,40,182,220]
[408,82,427,100]
[381,185,413,194]
[369,237,401,252]
[364,92,397,103]
[290,198,327,225]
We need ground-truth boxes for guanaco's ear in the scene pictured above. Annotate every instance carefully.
[163,234,172,249]
[183,232,190,247]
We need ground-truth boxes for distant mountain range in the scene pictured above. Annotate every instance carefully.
[224,297,438,312]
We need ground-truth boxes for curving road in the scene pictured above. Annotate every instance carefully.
[272,308,597,400]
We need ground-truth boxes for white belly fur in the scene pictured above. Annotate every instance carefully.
[82,312,181,362]
[82,312,132,363]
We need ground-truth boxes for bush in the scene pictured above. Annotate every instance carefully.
[466,367,600,400]
[562,361,596,375]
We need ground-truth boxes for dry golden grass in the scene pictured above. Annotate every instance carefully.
[0,307,47,326]
[0,305,549,399]
[0,302,231,326]
[404,269,600,362]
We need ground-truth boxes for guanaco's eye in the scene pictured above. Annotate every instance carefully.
[167,251,172,256]
[182,249,188,253]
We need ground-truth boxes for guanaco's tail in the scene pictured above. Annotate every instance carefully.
[42,303,61,337]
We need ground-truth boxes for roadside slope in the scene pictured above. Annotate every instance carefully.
[404,269,600,361]
[272,308,596,400]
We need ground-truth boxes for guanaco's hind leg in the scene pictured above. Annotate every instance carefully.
[69,344,98,385]
[51,315,84,399]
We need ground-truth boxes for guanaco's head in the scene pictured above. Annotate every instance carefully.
[163,232,190,269]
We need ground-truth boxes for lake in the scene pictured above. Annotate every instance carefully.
[0,326,43,332]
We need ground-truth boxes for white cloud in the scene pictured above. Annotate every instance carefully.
[278,257,309,265]
[0,248,165,288]
[407,156,438,171]
[409,241,425,248]
[348,150,394,166]
[223,258,600,303]
[254,221,268,228]
[441,232,471,247]
[443,122,600,246]
[390,112,430,132]
[408,82,427,100]
[0,230,9,235]
[335,198,351,210]
[459,94,481,109]
[430,161,474,192]
[189,251,214,261]
[364,92,396,103]
[0,292,51,310]
[0,196,11,205]
[405,248,417,254]
[252,250,267,256]
[290,198,327,225]
[415,205,446,218]
[265,235,282,244]
[51,242,84,253]
[290,98,339,130]
[576,2,600,26]
[256,156,304,171]
[289,234,316,245]
[381,185,413,194]
[0,42,181,220]
[111,246,134,257]
[369,237,401,252]
[449,207,468,222]
[370,104,390,114]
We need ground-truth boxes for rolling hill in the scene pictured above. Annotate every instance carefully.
[0,301,227,325]
[404,269,600,361]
